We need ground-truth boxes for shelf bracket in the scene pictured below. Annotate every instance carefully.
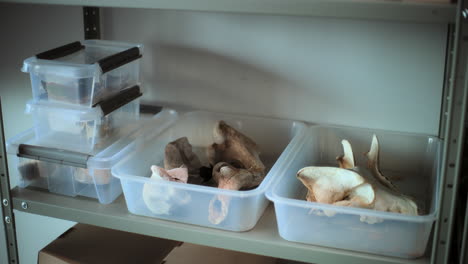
[83,7,101,40]
[432,0,468,263]
[0,98,19,264]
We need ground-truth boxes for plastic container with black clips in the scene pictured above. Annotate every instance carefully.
[266,126,441,258]
[26,85,142,154]
[22,40,143,107]
[6,109,178,204]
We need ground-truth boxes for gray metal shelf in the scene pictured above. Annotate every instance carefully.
[10,187,430,264]
[0,0,457,23]
[1,1,466,263]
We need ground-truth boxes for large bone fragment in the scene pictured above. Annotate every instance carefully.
[165,137,202,183]
[297,134,418,218]
[142,165,191,215]
[365,135,398,192]
[143,135,200,216]
[207,121,266,225]
[336,140,355,169]
[212,162,257,191]
[297,166,364,203]
[207,121,265,181]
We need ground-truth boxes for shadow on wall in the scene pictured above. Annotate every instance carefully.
[142,42,301,116]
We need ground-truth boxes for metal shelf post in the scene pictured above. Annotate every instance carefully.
[0,98,19,264]
[432,0,468,263]
[83,7,101,40]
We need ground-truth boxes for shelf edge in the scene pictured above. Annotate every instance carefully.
[0,0,457,23]
[12,187,429,264]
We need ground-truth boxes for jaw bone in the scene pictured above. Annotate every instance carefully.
[297,166,374,208]
[297,134,418,217]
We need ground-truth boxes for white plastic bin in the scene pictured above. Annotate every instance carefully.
[112,111,306,231]
[266,126,441,258]
[22,40,143,107]
[6,109,178,204]
[26,86,141,154]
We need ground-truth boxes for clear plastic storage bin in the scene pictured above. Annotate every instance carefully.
[26,86,142,154]
[266,126,441,258]
[112,111,306,231]
[6,109,178,204]
[22,40,143,107]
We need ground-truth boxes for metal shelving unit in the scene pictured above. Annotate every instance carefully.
[0,1,467,264]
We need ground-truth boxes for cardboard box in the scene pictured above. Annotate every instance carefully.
[162,243,277,264]
[38,224,179,264]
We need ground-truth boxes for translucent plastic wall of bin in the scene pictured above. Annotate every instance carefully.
[25,98,140,154]
[112,111,306,231]
[22,40,143,107]
[266,126,440,258]
[6,109,179,204]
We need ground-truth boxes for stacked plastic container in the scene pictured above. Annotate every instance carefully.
[22,40,144,153]
[7,40,147,204]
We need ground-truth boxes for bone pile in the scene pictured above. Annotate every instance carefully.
[297,135,418,216]
[207,121,266,224]
[143,121,265,224]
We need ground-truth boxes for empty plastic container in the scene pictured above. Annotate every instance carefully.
[112,111,306,231]
[266,126,441,258]
[26,85,142,154]
[22,40,143,107]
[6,109,178,204]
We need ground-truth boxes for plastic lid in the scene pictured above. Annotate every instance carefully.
[25,99,104,121]
[22,40,144,78]
[22,57,101,79]
[83,39,144,53]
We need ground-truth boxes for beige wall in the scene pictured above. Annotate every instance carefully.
[103,8,447,135]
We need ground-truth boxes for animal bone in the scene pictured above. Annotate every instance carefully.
[297,167,373,207]
[207,121,266,224]
[75,168,111,185]
[151,165,189,183]
[297,134,418,217]
[142,137,204,216]
[337,139,355,169]
[306,181,376,218]
[360,136,418,215]
[142,165,191,215]
[365,135,398,192]
[208,162,260,225]
[165,137,202,180]
[212,162,263,191]
[207,121,265,181]
[18,160,48,182]
[332,183,375,208]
